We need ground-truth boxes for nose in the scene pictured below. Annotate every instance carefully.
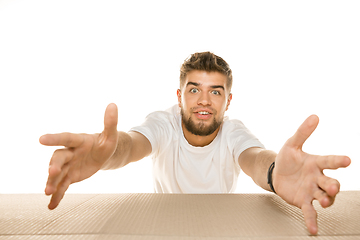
[197,92,211,106]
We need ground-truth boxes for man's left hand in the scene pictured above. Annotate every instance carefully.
[273,115,351,235]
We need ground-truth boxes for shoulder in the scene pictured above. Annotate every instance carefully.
[221,117,261,143]
[130,105,181,156]
[145,104,180,124]
[222,117,248,132]
[220,117,265,160]
[137,104,181,135]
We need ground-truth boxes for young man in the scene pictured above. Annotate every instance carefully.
[40,52,351,235]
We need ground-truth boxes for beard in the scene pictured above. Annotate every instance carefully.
[180,107,223,136]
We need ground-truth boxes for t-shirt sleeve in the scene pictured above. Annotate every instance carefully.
[226,119,265,166]
[129,111,174,157]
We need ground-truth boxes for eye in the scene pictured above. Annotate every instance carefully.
[211,90,220,95]
[190,88,199,93]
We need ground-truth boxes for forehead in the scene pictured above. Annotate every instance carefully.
[183,70,228,89]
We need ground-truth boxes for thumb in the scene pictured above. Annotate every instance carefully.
[287,114,319,149]
[103,103,118,141]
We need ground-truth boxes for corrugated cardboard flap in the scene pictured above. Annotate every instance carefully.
[0,191,359,239]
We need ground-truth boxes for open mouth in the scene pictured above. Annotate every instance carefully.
[193,110,213,120]
[197,111,211,115]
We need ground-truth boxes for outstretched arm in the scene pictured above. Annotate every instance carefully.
[239,115,351,235]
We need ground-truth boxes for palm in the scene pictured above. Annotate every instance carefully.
[54,133,114,184]
[272,115,351,235]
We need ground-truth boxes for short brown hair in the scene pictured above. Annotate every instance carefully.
[180,52,233,91]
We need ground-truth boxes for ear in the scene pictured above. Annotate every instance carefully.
[177,89,182,108]
[225,93,232,111]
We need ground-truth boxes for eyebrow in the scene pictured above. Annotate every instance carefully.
[186,82,225,91]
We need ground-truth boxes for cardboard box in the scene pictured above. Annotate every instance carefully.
[0,191,359,239]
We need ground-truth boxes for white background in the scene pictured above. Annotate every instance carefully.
[0,0,359,195]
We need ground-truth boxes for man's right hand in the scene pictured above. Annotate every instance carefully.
[39,103,118,210]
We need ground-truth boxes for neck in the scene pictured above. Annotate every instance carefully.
[181,122,220,147]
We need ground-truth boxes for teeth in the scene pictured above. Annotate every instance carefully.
[198,111,210,115]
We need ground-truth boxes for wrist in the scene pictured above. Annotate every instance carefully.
[267,162,277,194]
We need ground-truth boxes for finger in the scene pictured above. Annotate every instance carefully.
[102,103,118,142]
[45,149,73,195]
[313,189,335,208]
[286,115,319,149]
[40,132,85,148]
[48,177,71,210]
[301,203,318,235]
[45,162,71,196]
[49,148,74,170]
[316,155,351,170]
[317,175,340,197]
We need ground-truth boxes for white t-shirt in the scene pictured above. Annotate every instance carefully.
[130,105,265,193]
